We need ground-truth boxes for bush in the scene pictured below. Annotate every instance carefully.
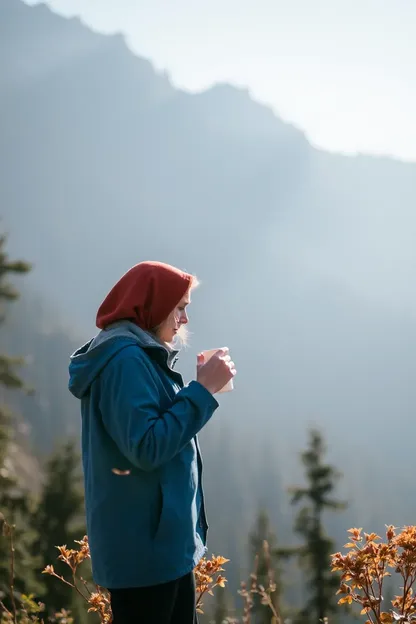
[0,517,279,623]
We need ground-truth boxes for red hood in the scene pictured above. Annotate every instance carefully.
[96,261,192,330]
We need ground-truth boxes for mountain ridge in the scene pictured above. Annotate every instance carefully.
[2,1,416,588]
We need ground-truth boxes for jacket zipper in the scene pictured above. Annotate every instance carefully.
[195,436,208,539]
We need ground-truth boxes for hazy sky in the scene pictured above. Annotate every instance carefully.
[28,0,416,162]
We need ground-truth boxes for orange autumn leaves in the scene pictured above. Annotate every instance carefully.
[194,555,229,613]
[42,536,229,622]
[331,525,416,624]
[43,537,112,622]
[41,522,416,624]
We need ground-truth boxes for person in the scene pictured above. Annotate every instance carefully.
[68,261,236,624]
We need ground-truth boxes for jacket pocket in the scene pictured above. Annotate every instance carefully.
[152,482,164,540]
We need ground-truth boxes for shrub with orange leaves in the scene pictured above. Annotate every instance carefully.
[42,537,112,623]
[196,541,280,624]
[1,515,280,623]
[46,539,234,622]
[332,525,416,624]
[48,539,234,621]
[194,554,229,614]
[238,543,280,624]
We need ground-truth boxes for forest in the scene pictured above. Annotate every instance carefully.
[3,236,416,624]
[0,236,350,623]
[2,1,416,622]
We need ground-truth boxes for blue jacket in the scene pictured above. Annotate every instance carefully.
[68,321,219,589]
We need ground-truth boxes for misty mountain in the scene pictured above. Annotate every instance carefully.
[2,0,416,595]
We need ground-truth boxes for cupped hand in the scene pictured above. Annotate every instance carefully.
[196,348,236,395]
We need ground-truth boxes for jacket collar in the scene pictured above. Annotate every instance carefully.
[103,320,180,369]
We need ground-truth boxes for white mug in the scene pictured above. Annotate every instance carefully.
[200,349,234,393]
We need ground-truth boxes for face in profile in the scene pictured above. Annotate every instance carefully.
[156,291,191,344]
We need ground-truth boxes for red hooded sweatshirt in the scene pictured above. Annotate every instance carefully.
[96,261,192,331]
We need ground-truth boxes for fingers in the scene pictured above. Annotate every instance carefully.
[207,349,235,373]
[215,347,229,357]
[228,361,236,378]
[196,346,236,394]
[220,354,236,374]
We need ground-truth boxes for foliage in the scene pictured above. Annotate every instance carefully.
[249,510,282,623]
[195,555,229,614]
[0,518,69,624]
[283,429,346,622]
[237,541,281,624]
[0,517,283,624]
[212,585,230,624]
[332,525,416,624]
[0,233,31,394]
[0,236,40,602]
[32,440,85,616]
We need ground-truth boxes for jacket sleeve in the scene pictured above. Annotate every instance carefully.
[98,347,219,471]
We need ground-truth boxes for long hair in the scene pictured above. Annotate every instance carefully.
[152,275,200,348]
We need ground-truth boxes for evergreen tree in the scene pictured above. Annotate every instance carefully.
[0,235,41,602]
[212,585,229,624]
[249,509,282,624]
[33,438,86,616]
[287,429,346,623]
[0,233,31,457]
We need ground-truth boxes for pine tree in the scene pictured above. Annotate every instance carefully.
[287,429,346,624]
[0,234,41,602]
[249,509,282,624]
[33,438,86,616]
[212,585,229,624]
[0,233,31,459]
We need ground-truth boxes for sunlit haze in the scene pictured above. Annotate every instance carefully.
[27,0,416,162]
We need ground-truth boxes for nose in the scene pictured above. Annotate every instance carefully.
[180,310,189,325]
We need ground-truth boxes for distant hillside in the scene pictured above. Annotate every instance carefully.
[2,0,416,595]
[0,0,308,329]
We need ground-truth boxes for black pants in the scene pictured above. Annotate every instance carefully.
[109,572,198,624]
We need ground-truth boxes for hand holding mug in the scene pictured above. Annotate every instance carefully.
[196,347,236,395]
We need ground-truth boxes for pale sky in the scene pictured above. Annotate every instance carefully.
[28,0,416,162]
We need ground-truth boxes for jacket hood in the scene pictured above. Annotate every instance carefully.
[96,261,192,331]
[68,321,178,400]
